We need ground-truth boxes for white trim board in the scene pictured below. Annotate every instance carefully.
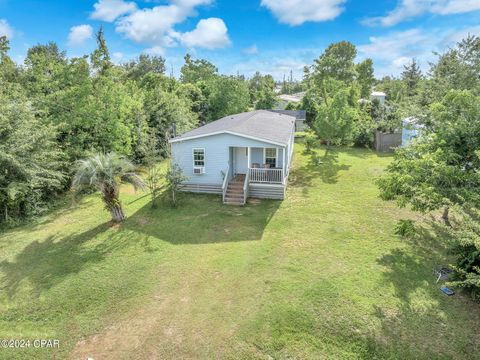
[169,130,287,147]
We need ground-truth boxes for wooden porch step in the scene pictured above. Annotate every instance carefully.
[225,193,243,200]
[224,198,245,205]
[223,174,246,206]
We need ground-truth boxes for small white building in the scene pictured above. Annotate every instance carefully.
[370,91,386,105]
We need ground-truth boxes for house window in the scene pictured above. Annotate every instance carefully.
[193,148,205,172]
[265,148,277,168]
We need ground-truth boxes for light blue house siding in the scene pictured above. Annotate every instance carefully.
[171,133,290,187]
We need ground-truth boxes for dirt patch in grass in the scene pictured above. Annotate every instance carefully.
[69,297,172,360]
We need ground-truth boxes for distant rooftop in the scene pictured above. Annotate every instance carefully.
[268,110,306,120]
[371,91,386,97]
[278,92,305,103]
[170,110,296,146]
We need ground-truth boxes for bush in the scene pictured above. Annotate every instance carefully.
[304,133,317,153]
[394,219,416,238]
[447,209,480,301]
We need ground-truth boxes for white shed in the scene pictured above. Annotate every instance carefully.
[401,117,423,147]
[371,91,386,105]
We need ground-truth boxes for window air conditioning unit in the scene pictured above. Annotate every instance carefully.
[193,167,204,174]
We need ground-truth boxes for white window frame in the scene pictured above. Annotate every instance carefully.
[192,148,205,174]
[263,148,278,168]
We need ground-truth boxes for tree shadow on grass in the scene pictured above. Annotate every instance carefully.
[123,191,281,245]
[0,219,158,299]
[290,149,351,195]
[368,219,479,358]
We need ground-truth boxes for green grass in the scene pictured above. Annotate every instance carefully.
[0,144,479,359]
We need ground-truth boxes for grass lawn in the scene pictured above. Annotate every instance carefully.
[0,143,479,359]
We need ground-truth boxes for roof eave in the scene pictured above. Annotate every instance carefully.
[169,130,288,147]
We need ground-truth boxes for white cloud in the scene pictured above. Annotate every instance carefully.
[358,26,480,77]
[442,25,480,44]
[358,29,431,62]
[243,44,258,55]
[115,0,212,48]
[112,1,231,52]
[179,18,230,49]
[364,0,480,27]
[68,24,93,46]
[261,0,346,26]
[0,19,13,39]
[112,51,124,63]
[143,46,165,56]
[91,0,137,22]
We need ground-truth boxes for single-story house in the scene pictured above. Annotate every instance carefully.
[169,110,296,205]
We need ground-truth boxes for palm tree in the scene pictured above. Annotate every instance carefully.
[72,153,145,222]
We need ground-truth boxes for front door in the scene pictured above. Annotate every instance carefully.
[234,147,248,174]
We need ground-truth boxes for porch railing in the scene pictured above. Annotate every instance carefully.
[249,168,283,184]
[222,164,231,202]
[243,170,250,205]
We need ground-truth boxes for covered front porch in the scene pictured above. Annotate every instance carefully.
[229,146,287,185]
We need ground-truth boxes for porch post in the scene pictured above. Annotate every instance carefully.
[282,147,286,182]
[247,147,251,172]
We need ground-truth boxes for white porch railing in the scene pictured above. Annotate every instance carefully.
[243,170,250,205]
[222,164,231,202]
[249,168,283,184]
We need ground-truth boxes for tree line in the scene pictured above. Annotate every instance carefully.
[0,29,277,226]
[288,35,480,300]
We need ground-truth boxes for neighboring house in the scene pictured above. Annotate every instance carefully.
[370,91,386,105]
[277,92,305,103]
[269,110,307,131]
[169,110,296,205]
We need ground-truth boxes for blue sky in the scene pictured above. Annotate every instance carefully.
[1,0,479,79]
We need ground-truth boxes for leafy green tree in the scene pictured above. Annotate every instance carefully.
[249,72,276,109]
[143,134,164,208]
[429,35,480,100]
[376,76,406,103]
[144,88,198,154]
[21,42,67,100]
[49,63,144,160]
[314,88,358,148]
[377,90,480,223]
[0,36,18,82]
[356,59,375,98]
[0,87,65,224]
[313,41,357,96]
[124,54,166,80]
[180,54,218,83]
[300,87,322,127]
[205,76,250,121]
[72,153,145,222]
[353,104,376,147]
[165,163,187,207]
[175,83,209,123]
[446,207,480,301]
[304,132,317,153]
